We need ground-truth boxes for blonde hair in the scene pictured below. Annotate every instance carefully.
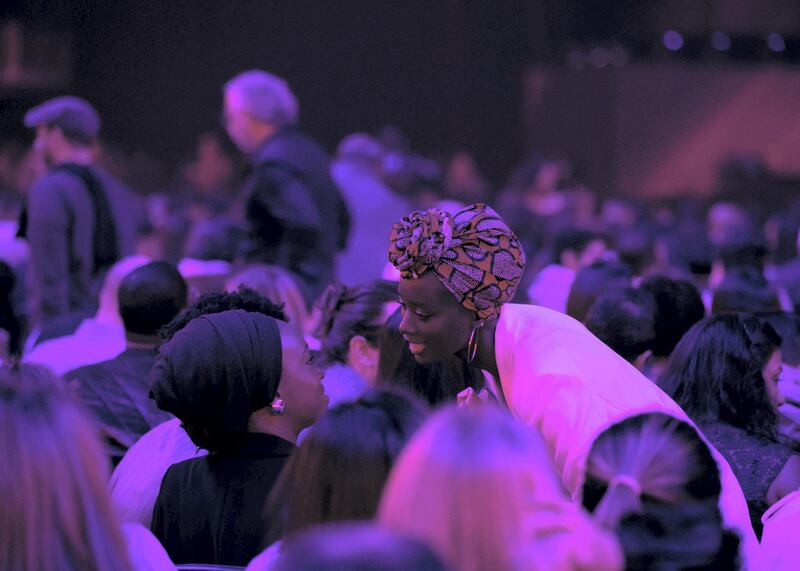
[378,405,566,571]
[226,264,311,335]
[0,364,132,571]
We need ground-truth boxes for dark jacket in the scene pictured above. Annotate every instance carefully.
[65,347,171,464]
[243,127,350,304]
[151,433,294,566]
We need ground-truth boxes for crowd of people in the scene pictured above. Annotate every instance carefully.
[1,68,800,570]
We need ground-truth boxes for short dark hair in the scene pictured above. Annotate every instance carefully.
[117,262,188,336]
[566,260,633,322]
[160,285,287,340]
[266,388,427,540]
[659,313,782,440]
[377,308,484,405]
[584,288,656,362]
[552,227,603,261]
[712,268,781,315]
[639,275,705,358]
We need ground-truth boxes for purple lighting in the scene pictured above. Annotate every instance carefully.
[711,31,731,52]
[663,30,684,51]
[767,33,786,53]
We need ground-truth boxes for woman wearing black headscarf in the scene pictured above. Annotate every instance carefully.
[149,309,328,566]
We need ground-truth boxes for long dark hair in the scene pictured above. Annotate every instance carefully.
[266,388,427,541]
[659,313,782,440]
[377,308,483,405]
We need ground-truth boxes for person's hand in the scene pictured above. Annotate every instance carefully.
[456,387,490,408]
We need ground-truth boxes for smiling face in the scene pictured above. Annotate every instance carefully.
[397,272,475,365]
[277,322,328,428]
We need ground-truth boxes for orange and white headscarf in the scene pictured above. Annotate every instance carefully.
[388,203,526,320]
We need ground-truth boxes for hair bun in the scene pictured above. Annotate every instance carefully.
[314,283,352,339]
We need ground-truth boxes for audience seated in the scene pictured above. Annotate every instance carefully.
[527,227,606,313]
[150,309,328,566]
[313,281,398,405]
[110,286,287,529]
[227,264,312,338]
[565,260,633,322]
[712,267,783,314]
[584,287,656,368]
[247,388,427,569]
[65,261,187,464]
[23,255,151,375]
[269,522,445,571]
[0,363,174,571]
[659,313,800,536]
[379,405,623,571]
[638,275,705,382]
[377,307,484,406]
[582,413,741,570]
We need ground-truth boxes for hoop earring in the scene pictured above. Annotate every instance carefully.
[467,321,483,365]
[270,394,285,416]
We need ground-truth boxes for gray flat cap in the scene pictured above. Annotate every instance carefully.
[24,96,100,141]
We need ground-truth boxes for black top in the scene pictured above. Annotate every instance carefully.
[151,433,294,566]
[65,347,171,463]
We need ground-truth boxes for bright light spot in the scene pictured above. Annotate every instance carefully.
[710,31,731,51]
[663,30,684,51]
[768,32,785,52]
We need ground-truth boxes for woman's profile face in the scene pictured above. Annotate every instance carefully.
[763,348,785,409]
[278,323,328,425]
[397,272,475,365]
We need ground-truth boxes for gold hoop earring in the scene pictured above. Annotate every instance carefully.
[467,321,483,364]
[270,394,285,415]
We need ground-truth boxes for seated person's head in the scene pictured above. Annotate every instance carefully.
[584,288,656,365]
[150,308,328,451]
[380,406,620,571]
[267,388,426,539]
[712,267,781,315]
[660,313,783,440]
[117,261,188,341]
[762,312,800,368]
[314,281,398,385]
[226,265,311,336]
[582,413,740,570]
[639,275,705,359]
[377,307,484,405]
[273,522,445,571]
[552,227,606,271]
[0,363,132,570]
[566,260,633,322]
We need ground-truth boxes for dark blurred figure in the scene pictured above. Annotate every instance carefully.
[271,523,445,571]
[332,133,410,286]
[0,261,21,359]
[377,308,483,406]
[442,150,490,204]
[526,227,606,313]
[223,70,350,306]
[64,262,188,464]
[20,96,138,327]
[584,287,656,369]
[639,275,705,382]
[712,267,782,315]
[566,260,633,323]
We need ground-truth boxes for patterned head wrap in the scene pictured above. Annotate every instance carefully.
[388,203,526,320]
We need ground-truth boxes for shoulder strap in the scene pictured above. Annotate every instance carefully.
[54,163,120,274]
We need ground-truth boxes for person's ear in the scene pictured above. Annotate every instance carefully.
[349,335,376,367]
[633,350,652,372]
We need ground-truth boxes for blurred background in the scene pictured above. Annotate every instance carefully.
[2,0,800,198]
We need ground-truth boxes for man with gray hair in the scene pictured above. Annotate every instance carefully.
[223,70,349,305]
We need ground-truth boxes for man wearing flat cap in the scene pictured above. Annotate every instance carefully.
[21,96,137,326]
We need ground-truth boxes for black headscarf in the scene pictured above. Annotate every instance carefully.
[149,309,282,449]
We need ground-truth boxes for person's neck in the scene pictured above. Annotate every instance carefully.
[53,146,93,167]
[247,409,299,444]
[472,318,500,379]
[124,331,161,350]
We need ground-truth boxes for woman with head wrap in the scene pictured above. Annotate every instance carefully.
[149,309,328,567]
[388,203,759,566]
